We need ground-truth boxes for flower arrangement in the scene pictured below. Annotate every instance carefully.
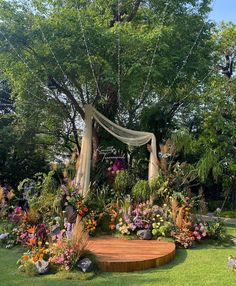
[49,216,88,271]
[17,240,50,275]
[174,227,196,248]
[108,159,125,174]
[152,213,173,237]
[116,201,172,236]
[171,197,209,248]
[49,239,81,271]
[84,214,97,234]
[9,206,24,224]
[16,224,48,246]
[192,223,207,240]
[17,216,89,274]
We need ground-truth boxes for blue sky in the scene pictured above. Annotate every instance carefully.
[209,0,236,23]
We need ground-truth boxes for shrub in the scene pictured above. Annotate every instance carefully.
[132,180,150,202]
[205,218,226,240]
[18,260,38,276]
[113,170,135,194]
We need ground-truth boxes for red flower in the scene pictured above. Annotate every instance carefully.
[79,210,84,216]
[83,207,88,212]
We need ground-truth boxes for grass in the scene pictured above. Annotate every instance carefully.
[1,227,236,286]
[218,211,236,219]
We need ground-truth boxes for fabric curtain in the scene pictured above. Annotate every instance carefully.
[76,104,159,197]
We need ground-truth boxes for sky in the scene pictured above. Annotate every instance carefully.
[209,0,236,23]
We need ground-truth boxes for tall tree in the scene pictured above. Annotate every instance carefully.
[0,0,214,164]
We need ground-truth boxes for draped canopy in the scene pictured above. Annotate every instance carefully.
[76,104,159,196]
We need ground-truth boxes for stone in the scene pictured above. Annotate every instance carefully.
[51,225,61,236]
[78,258,93,272]
[35,259,49,274]
[0,233,9,240]
[228,256,236,269]
[137,229,152,240]
[64,205,77,223]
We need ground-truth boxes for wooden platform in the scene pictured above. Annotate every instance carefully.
[86,236,176,272]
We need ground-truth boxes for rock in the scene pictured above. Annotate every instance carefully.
[35,259,49,274]
[78,258,93,272]
[51,225,61,236]
[137,229,152,240]
[228,256,236,269]
[0,233,9,240]
[152,205,163,215]
[64,205,77,223]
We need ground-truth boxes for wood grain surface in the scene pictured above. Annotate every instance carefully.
[86,236,176,272]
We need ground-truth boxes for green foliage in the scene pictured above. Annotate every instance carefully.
[152,220,173,238]
[18,171,60,223]
[205,219,227,241]
[0,0,214,133]
[197,150,222,182]
[207,200,224,212]
[113,170,135,194]
[132,180,150,202]
[171,129,193,155]
[18,260,38,276]
[149,176,164,192]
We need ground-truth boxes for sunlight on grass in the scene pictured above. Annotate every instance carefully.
[1,228,236,286]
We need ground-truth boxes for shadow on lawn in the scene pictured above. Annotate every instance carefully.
[97,248,188,286]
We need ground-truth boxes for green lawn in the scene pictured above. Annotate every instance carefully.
[1,228,236,286]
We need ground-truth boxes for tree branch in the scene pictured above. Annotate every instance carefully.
[110,0,142,27]
[49,77,85,119]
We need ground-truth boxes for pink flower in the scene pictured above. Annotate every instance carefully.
[57,254,65,264]
[15,207,22,213]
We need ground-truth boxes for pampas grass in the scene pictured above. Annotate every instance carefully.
[71,215,89,253]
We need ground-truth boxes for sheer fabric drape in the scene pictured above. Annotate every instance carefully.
[76,104,158,197]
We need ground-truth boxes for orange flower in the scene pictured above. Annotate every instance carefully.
[38,241,42,247]
[28,237,37,246]
[33,255,39,263]
[28,226,36,234]
[21,255,30,261]
[109,223,115,231]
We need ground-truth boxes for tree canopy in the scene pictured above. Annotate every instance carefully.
[0,0,235,201]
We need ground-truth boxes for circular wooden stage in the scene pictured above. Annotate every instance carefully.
[86,236,176,272]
